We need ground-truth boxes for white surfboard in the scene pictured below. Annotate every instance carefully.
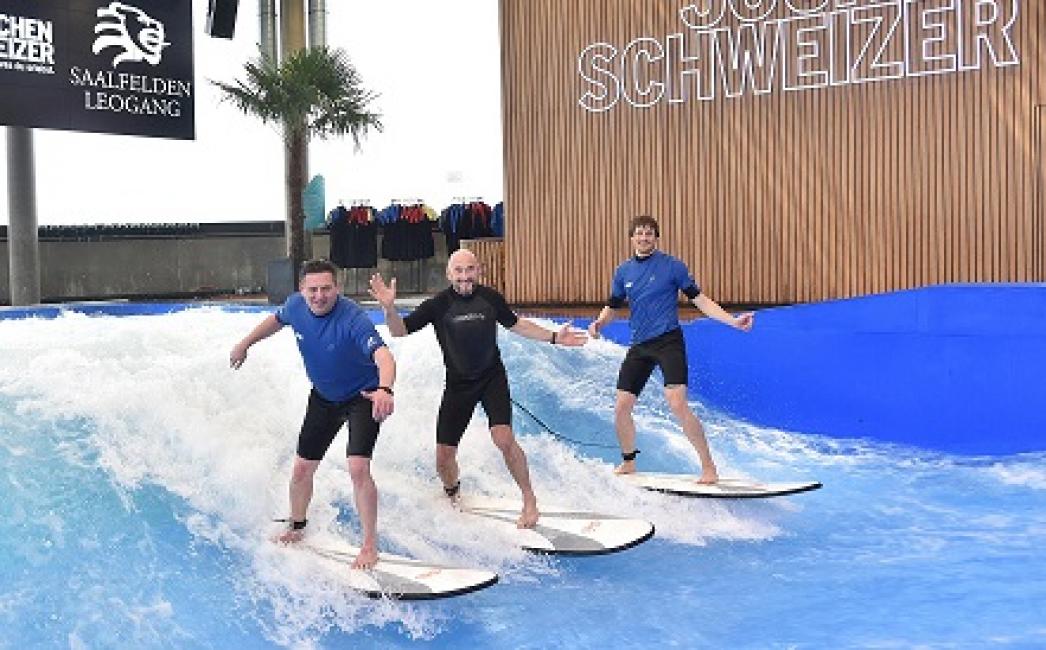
[458,496,654,555]
[300,538,498,600]
[620,473,822,499]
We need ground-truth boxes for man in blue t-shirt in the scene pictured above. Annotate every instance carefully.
[588,216,754,483]
[230,259,395,569]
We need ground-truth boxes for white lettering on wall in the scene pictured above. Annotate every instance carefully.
[576,0,1021,112]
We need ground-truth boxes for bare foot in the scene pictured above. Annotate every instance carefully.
[352,545,378,570]
[697,466,719,484]
[272,527,305,544]
[517,499,539,529]
[614,460,636,475]
[444,481,462,507]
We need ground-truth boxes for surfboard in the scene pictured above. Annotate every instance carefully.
[457,496,654,555]
[299,538,498,600]
[620,473,822,498]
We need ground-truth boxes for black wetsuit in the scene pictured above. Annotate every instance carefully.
[404,285,518,445]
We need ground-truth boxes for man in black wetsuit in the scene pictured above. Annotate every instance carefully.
[369,249,587,527]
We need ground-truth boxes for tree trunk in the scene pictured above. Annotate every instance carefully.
[284,124,307,275]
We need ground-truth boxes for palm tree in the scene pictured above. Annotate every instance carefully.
[213,47,382,274]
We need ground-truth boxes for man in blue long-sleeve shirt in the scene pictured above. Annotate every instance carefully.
[588,216,754,483]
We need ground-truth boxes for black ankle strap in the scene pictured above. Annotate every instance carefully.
[273,518,307,530]
[622,449,640,462]
[444,481,461,498]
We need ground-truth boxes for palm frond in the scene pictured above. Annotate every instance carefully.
[211,46,382,142]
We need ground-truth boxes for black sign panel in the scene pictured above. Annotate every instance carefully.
[0,1,194,139]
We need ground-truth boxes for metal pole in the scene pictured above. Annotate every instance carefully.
[307,0,326,49]
[279,0,309,260]
[5,126,41,306]
[259,0,278,62]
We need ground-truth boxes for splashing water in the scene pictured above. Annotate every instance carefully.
[1,308,1043,648]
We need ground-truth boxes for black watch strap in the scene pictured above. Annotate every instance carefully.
[377,385,394,395]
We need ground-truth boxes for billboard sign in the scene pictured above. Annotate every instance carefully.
[0,0,194,139]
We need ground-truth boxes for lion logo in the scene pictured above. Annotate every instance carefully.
[92,2,170,67]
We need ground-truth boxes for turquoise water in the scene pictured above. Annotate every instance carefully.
[1,309,1044,648]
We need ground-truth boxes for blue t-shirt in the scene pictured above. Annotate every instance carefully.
[275,294,385,402]
[608,250,701,344]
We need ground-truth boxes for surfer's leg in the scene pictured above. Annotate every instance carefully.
[275,455,320,543]
[658,330,717,483]
[435,444,461,499]
[481,365,538,527]
[613,390,640,474]
[347,455,379,569]
[277,391,344,543]
[615,346,655,473]
[436,381,480,498]
[664,385,718,483]
[490,425,539,528]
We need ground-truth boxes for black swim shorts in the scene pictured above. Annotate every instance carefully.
[616,327,689,395]
[436,362,512,447]
[297,389,381,460]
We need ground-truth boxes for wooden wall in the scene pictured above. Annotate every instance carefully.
[500,0,1046,305]
[462,238,507,295]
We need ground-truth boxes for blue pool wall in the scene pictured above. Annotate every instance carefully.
[4,283,1042,456]
[592,283,1044,457]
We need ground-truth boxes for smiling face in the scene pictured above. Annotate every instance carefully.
[446,250,480,296]
[631,225,659,257]
[299,270,339,316]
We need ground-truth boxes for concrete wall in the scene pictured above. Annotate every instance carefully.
[0,236,281,303]
[0,228,450,304]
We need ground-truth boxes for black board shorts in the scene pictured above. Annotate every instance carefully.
[436,362,512,447]
[297,389,381,460]
[616,327,689,395]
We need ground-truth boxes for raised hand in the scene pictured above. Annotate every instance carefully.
[368,273,397,309]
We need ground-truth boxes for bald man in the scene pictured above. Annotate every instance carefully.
[369,250,587,528]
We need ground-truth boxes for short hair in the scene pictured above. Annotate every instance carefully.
[630,215,660,237]
[299,258,339,281]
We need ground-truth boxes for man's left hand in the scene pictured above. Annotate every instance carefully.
[734,312,755,332]
[361,388,395,421]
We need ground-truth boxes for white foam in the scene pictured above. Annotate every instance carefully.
[987,460,1046,490]
[0,309,788,642]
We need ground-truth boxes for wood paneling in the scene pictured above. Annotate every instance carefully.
[462,238,506,295]
[500,0,1046,304]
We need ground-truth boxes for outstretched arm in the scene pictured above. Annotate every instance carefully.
[692,294,754,331]
[369,273,408,337]
[229,314,284,369]
[510,318,588,346]
[588,306,619,339]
